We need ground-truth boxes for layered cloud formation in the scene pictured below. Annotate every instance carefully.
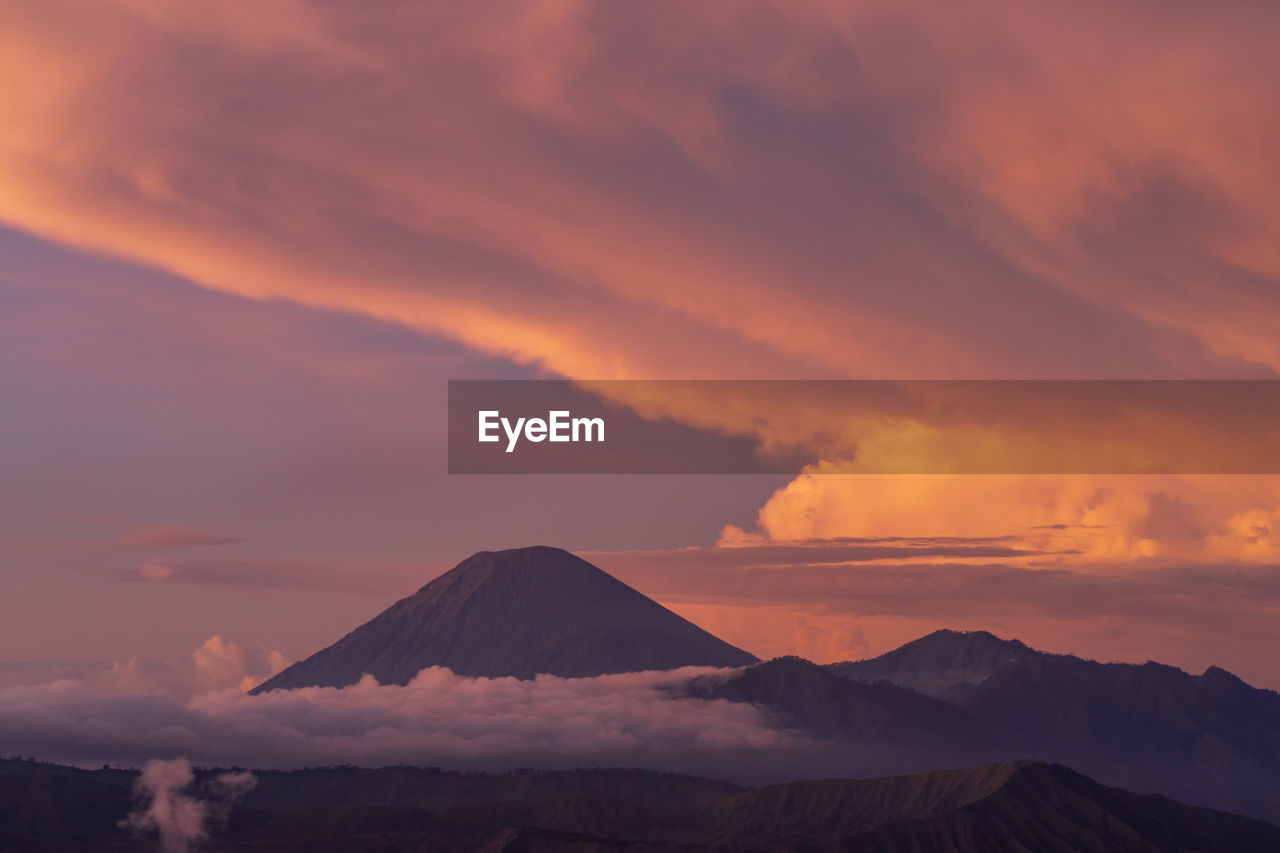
[4,1,1277,549]
[0,666,804,775]
[2,1,1279,690]
[3,1,1277,380]
[738,474,1280,562]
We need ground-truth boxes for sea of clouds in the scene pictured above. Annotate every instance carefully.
[0,662,812,776]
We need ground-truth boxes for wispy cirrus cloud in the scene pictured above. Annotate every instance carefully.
[0,523,241,554]
[111,526,241,549]
[110,558,440,595]
[105,539,1045,595]
[2,0,1277,382]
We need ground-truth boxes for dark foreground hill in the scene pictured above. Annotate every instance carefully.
[4,759,1277,852]
[253,546,756,691]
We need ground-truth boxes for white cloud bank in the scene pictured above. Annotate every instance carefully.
[0,666,804,774]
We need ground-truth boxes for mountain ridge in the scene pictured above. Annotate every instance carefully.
[784,629,1280,822]
[7,758,1279,851]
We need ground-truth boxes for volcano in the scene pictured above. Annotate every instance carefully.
[827,628,1039,699]
[251,546,756,691]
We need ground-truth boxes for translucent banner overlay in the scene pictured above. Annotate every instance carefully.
[448,380,1280,474]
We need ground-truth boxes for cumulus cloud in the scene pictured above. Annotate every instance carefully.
[120,757,255,853]
[87,636,290,699]
[0,667,806,776]
[193,635,273,694]
[733,474,1280,563]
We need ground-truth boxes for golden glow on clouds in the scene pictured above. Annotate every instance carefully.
[728,474,1280,564]
[2,1,1279,642]
[2,1,1278,380]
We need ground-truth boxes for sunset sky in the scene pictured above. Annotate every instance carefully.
[3,2,1280,688]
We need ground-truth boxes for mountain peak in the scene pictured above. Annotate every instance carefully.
[396,546,608,608]
[453,545,586,572]
[252,546,756,692]
[914,628,1033,652]
[1198,664,1253,694]
[826,628,1040,699]
[432,545,613,588]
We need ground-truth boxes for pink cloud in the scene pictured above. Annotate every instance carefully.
[112,526,241,549]
[0,667,806,775]
[1,0,1275,384]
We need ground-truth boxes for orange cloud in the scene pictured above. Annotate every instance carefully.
[4,0,1279,682]
[568,380,1280,476]
[1,0,1276,383]
[736,474,1280,563]
[113,526,241,549]
[662,603,871,665]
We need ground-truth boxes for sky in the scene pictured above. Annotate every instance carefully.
[2,1,1280,687]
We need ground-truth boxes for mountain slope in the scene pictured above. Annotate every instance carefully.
[845,761,1280,853]
[810,629,1280,823]
[827,629,1039,699]
[957,653,1280,821]
[686,656,986,750]
[252,546,756,691]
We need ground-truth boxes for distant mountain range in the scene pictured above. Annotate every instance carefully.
[6,757,1278,851]
[253,546,756,691]
[817,629,1280,822]
[677,631,1280,824]
[247,546,1280,826]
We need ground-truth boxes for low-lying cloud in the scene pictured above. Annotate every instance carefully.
[0,667,806,776]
